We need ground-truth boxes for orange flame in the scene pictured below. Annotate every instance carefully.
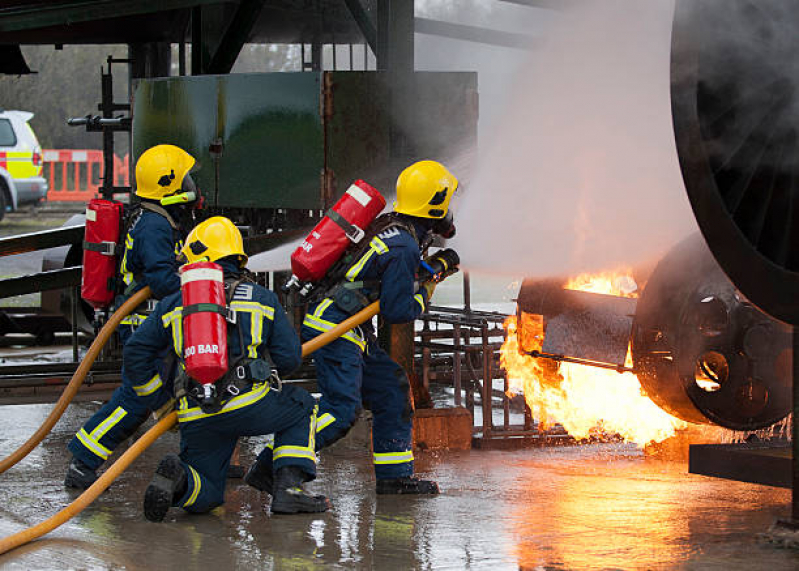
[501,271,687,446]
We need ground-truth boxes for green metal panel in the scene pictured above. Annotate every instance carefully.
[325,72,392,200]
[133,71,477,210]
[324,71,478,204]
[133,73,324,209]
[218,73,323,209]
[132,76,219,201]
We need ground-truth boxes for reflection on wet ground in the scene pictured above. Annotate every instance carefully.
[0,404,798,570]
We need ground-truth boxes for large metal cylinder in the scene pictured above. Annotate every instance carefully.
[632,234,792,430]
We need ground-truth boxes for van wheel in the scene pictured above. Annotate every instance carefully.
[0,182,7,223]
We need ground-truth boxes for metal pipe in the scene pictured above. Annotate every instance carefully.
[482,325,492,436]
[793,325,799,521]
[503,371,510,429]
[71,286,79,363]
[463,271,471,312]
[453,323,462,407]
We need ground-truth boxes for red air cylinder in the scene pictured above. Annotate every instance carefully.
[81,198,123,309]
[180,261,228,385]
[290,180,386,283]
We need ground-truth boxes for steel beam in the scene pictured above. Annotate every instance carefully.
[0,44,32,74]
[498,0,574,9]
[343,0,377,54]
[0,268,82,300]
[377,0,413,72]
[207,0,267,74]
[0,0,223,34]
[0,225,84,257]
[414,17,536,50]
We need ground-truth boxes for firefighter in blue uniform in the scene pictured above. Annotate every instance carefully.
[132,216,328,520]
[65,144,201,489]
[245,160,458,495]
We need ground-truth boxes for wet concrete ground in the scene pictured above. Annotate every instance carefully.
[0,403,798,570]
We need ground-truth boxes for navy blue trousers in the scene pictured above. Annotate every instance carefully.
[68,324,174,470]
[301,325,415,479]
[173,384,317,514]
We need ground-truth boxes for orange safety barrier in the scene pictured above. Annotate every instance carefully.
[43,150,130,202]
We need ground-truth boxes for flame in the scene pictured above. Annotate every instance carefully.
[501,271,687,446]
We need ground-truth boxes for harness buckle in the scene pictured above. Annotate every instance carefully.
[270,370,282,392]
[226,383,240,396]
[345,224,365,243]
[226,307,237,324]
[235,365,247,380]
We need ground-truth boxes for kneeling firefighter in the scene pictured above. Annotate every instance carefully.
[133,216,328,521]
[66,144,203,489]
[245,160,459,495]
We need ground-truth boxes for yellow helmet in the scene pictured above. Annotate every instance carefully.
[181,217,248,267]
[135,144,196,201]
[394,160,458,219]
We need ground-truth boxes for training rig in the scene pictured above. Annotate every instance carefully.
[0,0,553,448]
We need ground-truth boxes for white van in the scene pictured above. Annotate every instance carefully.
[0,109,48,221]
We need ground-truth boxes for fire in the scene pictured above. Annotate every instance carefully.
[501,271,687,446]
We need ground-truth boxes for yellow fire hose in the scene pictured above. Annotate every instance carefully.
[0,287,153,476]
[0,300,380,555]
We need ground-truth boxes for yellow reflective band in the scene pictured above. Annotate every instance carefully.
[273,445,316,463]
[414,293,425,312]
[315,412,336,432]
[313,298,334,318]
[177,382,271,423]
[183,464,201,507]
[344,236,389,281]
[133,373,163,397]
[120,235,135,285]
[373,450,414,465]
[76,428,113,460]
[308,405,318,451]
[89,406,127,442]
[228,302,274,359]
[303,314,366,350]
[371,236,388,254]
[162,308,183,357]
[229,301,275,321]
[229,302,267,358]
[120,314,148,327]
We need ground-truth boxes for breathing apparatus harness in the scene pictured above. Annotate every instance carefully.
[302,212,419,314]
[174,270,281,414]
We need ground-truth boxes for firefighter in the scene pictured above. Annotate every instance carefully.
[65,144,202,489]
[244,160,458,496]
[133,216,328,520]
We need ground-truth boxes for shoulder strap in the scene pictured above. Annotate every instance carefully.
[370,212,417,244]
[140,201,179,231]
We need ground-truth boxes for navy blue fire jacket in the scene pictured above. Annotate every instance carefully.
[119,208,184,302]
[122,260,302,391]
[303,217,430,347]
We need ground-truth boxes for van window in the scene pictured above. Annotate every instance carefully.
[0,119,16,146]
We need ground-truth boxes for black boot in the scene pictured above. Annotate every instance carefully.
[64,458,98,490]
[270,466,331,514]
[244,455,273,495]
[144,454,187,522]
[376,476,440,495]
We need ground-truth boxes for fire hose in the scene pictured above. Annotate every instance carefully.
[0,299,381,555]
[0,287,153,475]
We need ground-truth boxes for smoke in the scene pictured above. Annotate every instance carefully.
[248,238,301,272]
[450,0,697,278]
